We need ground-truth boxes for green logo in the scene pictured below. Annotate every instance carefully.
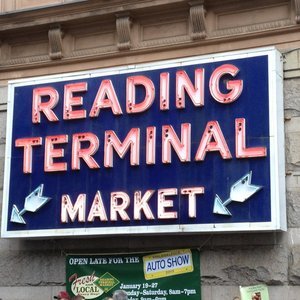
[94,272,119,293]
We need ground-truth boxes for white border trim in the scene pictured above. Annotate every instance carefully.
[1,46,286,238]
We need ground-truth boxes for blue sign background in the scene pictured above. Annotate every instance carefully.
[6,55,270,232]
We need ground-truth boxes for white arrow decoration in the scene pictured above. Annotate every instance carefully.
[213,195,232,216]
[11,205,26,224]
[10,184,51,224]
[213,171,262,216]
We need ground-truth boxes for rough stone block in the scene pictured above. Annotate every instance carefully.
[208,233,279,247]
[284,79,300,119]
[0,251,65,285]
[0,286,63,300]
[286,190,300,228]
[0,156,4,190]
[285,131,300,172]
[289,246,300,285]
[0,85,7,106]
[201,246,288,286]
[202,285,300,300]
[286,173,300,189]
[269,286,300,300]
[0,112,6,143]
[201,285,240,300]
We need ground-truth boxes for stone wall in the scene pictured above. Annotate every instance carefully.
[0,1,300,300]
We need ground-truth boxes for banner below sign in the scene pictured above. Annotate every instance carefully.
[1,47,286,238]
[66,249,201,300]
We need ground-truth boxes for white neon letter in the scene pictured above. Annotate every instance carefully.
[61,194,86,223]
[110,192,130,221]
[181,187,204,218]
[87,191,108,222]
[157,188,178,219]
[134,190,155,220]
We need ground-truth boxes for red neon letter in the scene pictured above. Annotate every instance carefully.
[64,82,87,120]
[209,64,243,103]
[89,79,123,117]
[176,69,204,108]
[160,72,169,110]
[72,133,100,170]
[126,75,155,113]
[44,135,68,172]
[146,126,156,165]
[235,118,267,158]
[162,123,191,163]
[104,128,140,167]
[195,121,232,160]
[32,87,59,123]
[15,137,42,173]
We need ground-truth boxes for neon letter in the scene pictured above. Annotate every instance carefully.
[160,72,169,110]
[104,128,140,167]
[195,121,232,160]
[134,190,155,220]
[72,133,100,170]
[209,64,243,103]
[235,118,267,158]
[157,188,178,219]
[15,137,42,173]
[110,192,130,221]
[44,135,68,172]
[162,123,191,163]
[146,126,156,165]
[61,194,86,223]
[176,69,204,108]
[32,87,59,123]
[89,79,122,117]
[181,187,204,218]
[87,191,108,222]
[126,76,155,113]
[63,82,87,120]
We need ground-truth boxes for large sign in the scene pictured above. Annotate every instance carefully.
[1,47,286,238]
[66,249,201,300]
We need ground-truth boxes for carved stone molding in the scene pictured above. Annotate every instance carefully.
[48,25,63,60]
[116,12,132,50]
[0,0,298,72]
[211,19,293,37]
[295,0,300,23]
[189,0,207,40]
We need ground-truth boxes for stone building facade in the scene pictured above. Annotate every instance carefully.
[0,0,300,299]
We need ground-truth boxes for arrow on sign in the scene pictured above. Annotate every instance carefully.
[213,171,262,216]
[10,184,51,224]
